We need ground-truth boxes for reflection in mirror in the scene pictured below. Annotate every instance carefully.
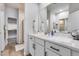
[59,19,65,31]
[53,22,58,32]
[47,3,69,33]
[59,18,68,32]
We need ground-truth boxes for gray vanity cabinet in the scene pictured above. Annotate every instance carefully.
[35,43,44,56]
[29,36,44,56]
[45,41,71,56]
[72,51,79,56]
[29,35,79,56]
[34,38,44,56]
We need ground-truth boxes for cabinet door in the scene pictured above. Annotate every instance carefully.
[45,49,59,56]
[35,43,44,56]
[29,39,34,56]
[72,51,79,56]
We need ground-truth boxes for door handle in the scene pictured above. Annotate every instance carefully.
[50,46,60,52]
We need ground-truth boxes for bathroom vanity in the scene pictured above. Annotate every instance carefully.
[27,3,79,56]
[29,33,79,56]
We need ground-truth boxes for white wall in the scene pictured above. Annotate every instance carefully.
[39,7,47,33]
[39,3,50,33]
[5,7,18,18]
[0,4,5,53]
[18,4,24,44]
[24,3,39,55]
[68,10,79,32]
[40,3,51,9]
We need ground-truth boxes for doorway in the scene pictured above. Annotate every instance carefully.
[1,3,24,56]
[59,19,65,31]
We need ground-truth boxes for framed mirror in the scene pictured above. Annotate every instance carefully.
[46,3,69,33]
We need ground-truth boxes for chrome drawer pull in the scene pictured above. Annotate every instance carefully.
[50,46,60,52]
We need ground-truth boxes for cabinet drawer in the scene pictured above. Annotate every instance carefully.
[72,51,79,56]
[45,49,59,56]
[45,41,71,56]
[35,38,44,46]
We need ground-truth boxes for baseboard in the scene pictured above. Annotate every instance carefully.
[24,51,29,56]
[24,52,32,56]
[26,53,32,56]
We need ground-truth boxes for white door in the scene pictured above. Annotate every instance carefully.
[35,43,44,56]
[45,49,59,56]
[29,39,34,56]
[0,11,5,52]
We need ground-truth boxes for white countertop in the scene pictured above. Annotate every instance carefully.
[29,32,79,52]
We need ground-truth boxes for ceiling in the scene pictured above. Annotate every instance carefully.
[47,3,69,13]
[69,3,79,14]
[6,3,19,8]
[6,3,24,9]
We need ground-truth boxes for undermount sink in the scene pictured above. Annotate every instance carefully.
[49,33,73,44]
[53,36,72,43]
